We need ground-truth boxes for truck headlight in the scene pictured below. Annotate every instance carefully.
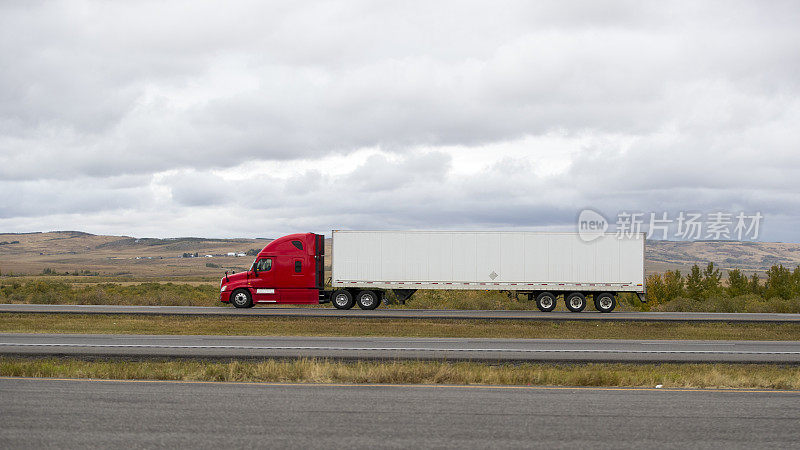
[220,285,227,292]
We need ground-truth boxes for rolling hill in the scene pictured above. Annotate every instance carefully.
[1,231,798,278]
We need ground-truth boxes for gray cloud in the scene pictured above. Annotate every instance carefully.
[0,175,152,218]
[1,1,798,241]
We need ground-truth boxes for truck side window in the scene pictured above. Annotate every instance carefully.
[295,260,302,273]
[292,241,303,250]
[256,258,272,272]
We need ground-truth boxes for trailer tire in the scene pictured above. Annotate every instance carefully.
[230,289,253,308]
[356,290,379,310]
[332,289,354,310]
[594,293,616,313]
[535,292,557,312]
[565,292,587,312]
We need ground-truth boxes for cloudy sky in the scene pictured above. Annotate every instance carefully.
[1,1,798,241]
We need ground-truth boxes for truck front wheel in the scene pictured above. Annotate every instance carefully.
[535,292,557,312]
[594,293,616,312]
[332,290,354,310]
[230,289,253,308]
[565,292,587,312]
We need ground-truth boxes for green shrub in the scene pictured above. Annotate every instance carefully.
[727,269,749,297]
[765,265,794,300]
[663,270,685,301]
[701,262,723,298]
[686,265,703,300]
[749,273,763,296]
[645,273,665,306]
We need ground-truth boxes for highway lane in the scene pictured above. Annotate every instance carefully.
[2,333,799,363]
[2,378,799,449]
[2,303,800,322]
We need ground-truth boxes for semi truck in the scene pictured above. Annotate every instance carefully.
[219,230,645,312]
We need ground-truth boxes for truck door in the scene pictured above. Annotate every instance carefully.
[251,257,280,303]
[279,257,312,303]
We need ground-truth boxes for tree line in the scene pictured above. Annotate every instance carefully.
[646,263,800,305]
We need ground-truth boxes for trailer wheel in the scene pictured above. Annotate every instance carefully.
[230,289,253,308]
[594,293,616,313]
[331,289,354,310]
[356,290,379,310]
[535,292,557,312]
[565,292,587,312]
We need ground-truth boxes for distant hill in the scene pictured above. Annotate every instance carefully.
[0,231,272,278]
[646,240,800,275]
[1,231,798,278]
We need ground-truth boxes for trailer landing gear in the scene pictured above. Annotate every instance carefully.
[390,289,416,305]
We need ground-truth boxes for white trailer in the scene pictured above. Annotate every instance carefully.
[330,230,645,312]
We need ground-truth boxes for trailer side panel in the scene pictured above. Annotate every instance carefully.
[331,231,645,293]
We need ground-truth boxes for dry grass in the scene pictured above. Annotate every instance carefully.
[0,280,220,306]
[2,313,800,340]
[652,295,800,313]
[394,289,642,311]
[2,357,799,389]
[3,277,800,314]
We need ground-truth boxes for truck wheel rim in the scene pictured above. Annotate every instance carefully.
[335,294,348,306]
[233,293,247,305]
[361,295,374,307]
[540,297,553,308]
[570,297,583,308]
[600,297,612,309]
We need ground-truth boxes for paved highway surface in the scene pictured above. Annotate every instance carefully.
[2,333,799,363]
[3,303,800,322]
[2,378,799,448]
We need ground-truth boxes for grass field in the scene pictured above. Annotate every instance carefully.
[5,277,800,313]
[0,279,220,306]
[0,278,631,311]
[2,357,799,389]
[2,314,799,340]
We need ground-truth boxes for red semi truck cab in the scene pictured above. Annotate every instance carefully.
[220,233,325,308]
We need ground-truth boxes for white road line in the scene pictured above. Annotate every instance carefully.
[1,343,799,355]
[641,342,737,346]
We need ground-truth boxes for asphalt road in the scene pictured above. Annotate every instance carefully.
[3,303,800,322]
[2,333,799,363]
[2,378,799,449]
